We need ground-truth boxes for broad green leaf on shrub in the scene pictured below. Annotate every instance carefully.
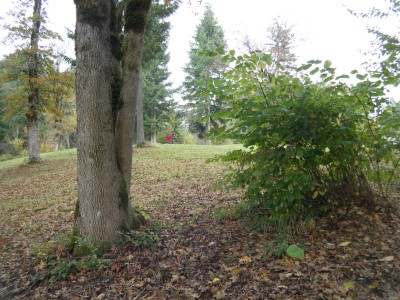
[286,245,304,259]
[323,60,332,69]
[310,67,319,75]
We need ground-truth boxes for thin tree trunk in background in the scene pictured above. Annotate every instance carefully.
[26,0,42,163]
[64,134,70,149]
[151,104,156,143]
[136,65,145,145]
[206,101,211,145]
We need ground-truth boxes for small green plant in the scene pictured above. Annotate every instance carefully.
[213,207,233,220]
[32,232,109,280]
[121,228,160,251]
[264,239,289,259]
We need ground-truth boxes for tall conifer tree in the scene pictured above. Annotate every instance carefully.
[182,5,227,144]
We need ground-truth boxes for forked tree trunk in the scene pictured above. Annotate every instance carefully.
[27,0,42,163]
[74,0,150,251]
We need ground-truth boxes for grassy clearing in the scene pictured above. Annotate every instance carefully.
[1,143,399,299]
[0,148,77,170]
[0,144,241,170]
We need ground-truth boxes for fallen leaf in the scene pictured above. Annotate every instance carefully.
[215,290,226,299]
[339,241,351,247]
[231,267,241,275]
[126,254,134,261]
[380,256,394,262]
[239,256,251,263]
[37,260,46,270]
[344,281,354,291]
[212,277,221,283]
[286,245,305,259]
[368,281,379,289]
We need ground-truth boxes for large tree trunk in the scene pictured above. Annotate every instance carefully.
[136,65,145,146]
[75,0,127,251]
[26,0,42,163]
[74,0,151,251]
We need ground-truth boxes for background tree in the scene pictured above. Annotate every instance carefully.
[41,63,76,151]
[0,53,28,157]
[0,47,74,157]
[266,17,297,74]
[182,5,227,144]
[74,0,151,251]
[140,0,176,144]
[242,17,297,76]
[2,0,66,162]
[142,60,175,143]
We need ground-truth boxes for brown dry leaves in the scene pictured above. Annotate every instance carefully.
[0,145,399,299]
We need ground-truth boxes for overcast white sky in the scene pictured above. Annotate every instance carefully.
[0,0,398,99]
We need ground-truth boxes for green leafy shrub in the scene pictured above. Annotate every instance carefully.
[8,137,26,156]
[205,50,399,222]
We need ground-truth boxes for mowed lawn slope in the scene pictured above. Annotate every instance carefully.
[0,144,399,299]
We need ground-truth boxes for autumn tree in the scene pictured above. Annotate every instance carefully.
[3,0,69,162]
[42,64,76,151]
[73,0,151,251]
[182,5,227,144]
[0,50,75,155]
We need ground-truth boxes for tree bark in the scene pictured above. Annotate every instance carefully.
[74,0,151,251]
[136,65,145,145]
[116,0,150,188]
[75,0,127,251]
[27,0,42,163]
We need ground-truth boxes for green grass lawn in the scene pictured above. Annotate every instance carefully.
[0,148,78,169]
[0,144,241,170]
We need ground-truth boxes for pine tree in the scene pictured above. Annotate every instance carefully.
[182,5,227,144]
[141,0,176,144]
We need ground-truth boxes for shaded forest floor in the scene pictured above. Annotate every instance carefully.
[0,144,399,299]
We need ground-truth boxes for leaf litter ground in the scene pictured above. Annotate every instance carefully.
[0,144,399,299]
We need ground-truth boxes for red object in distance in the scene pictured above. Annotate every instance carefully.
[166,133,174,143]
